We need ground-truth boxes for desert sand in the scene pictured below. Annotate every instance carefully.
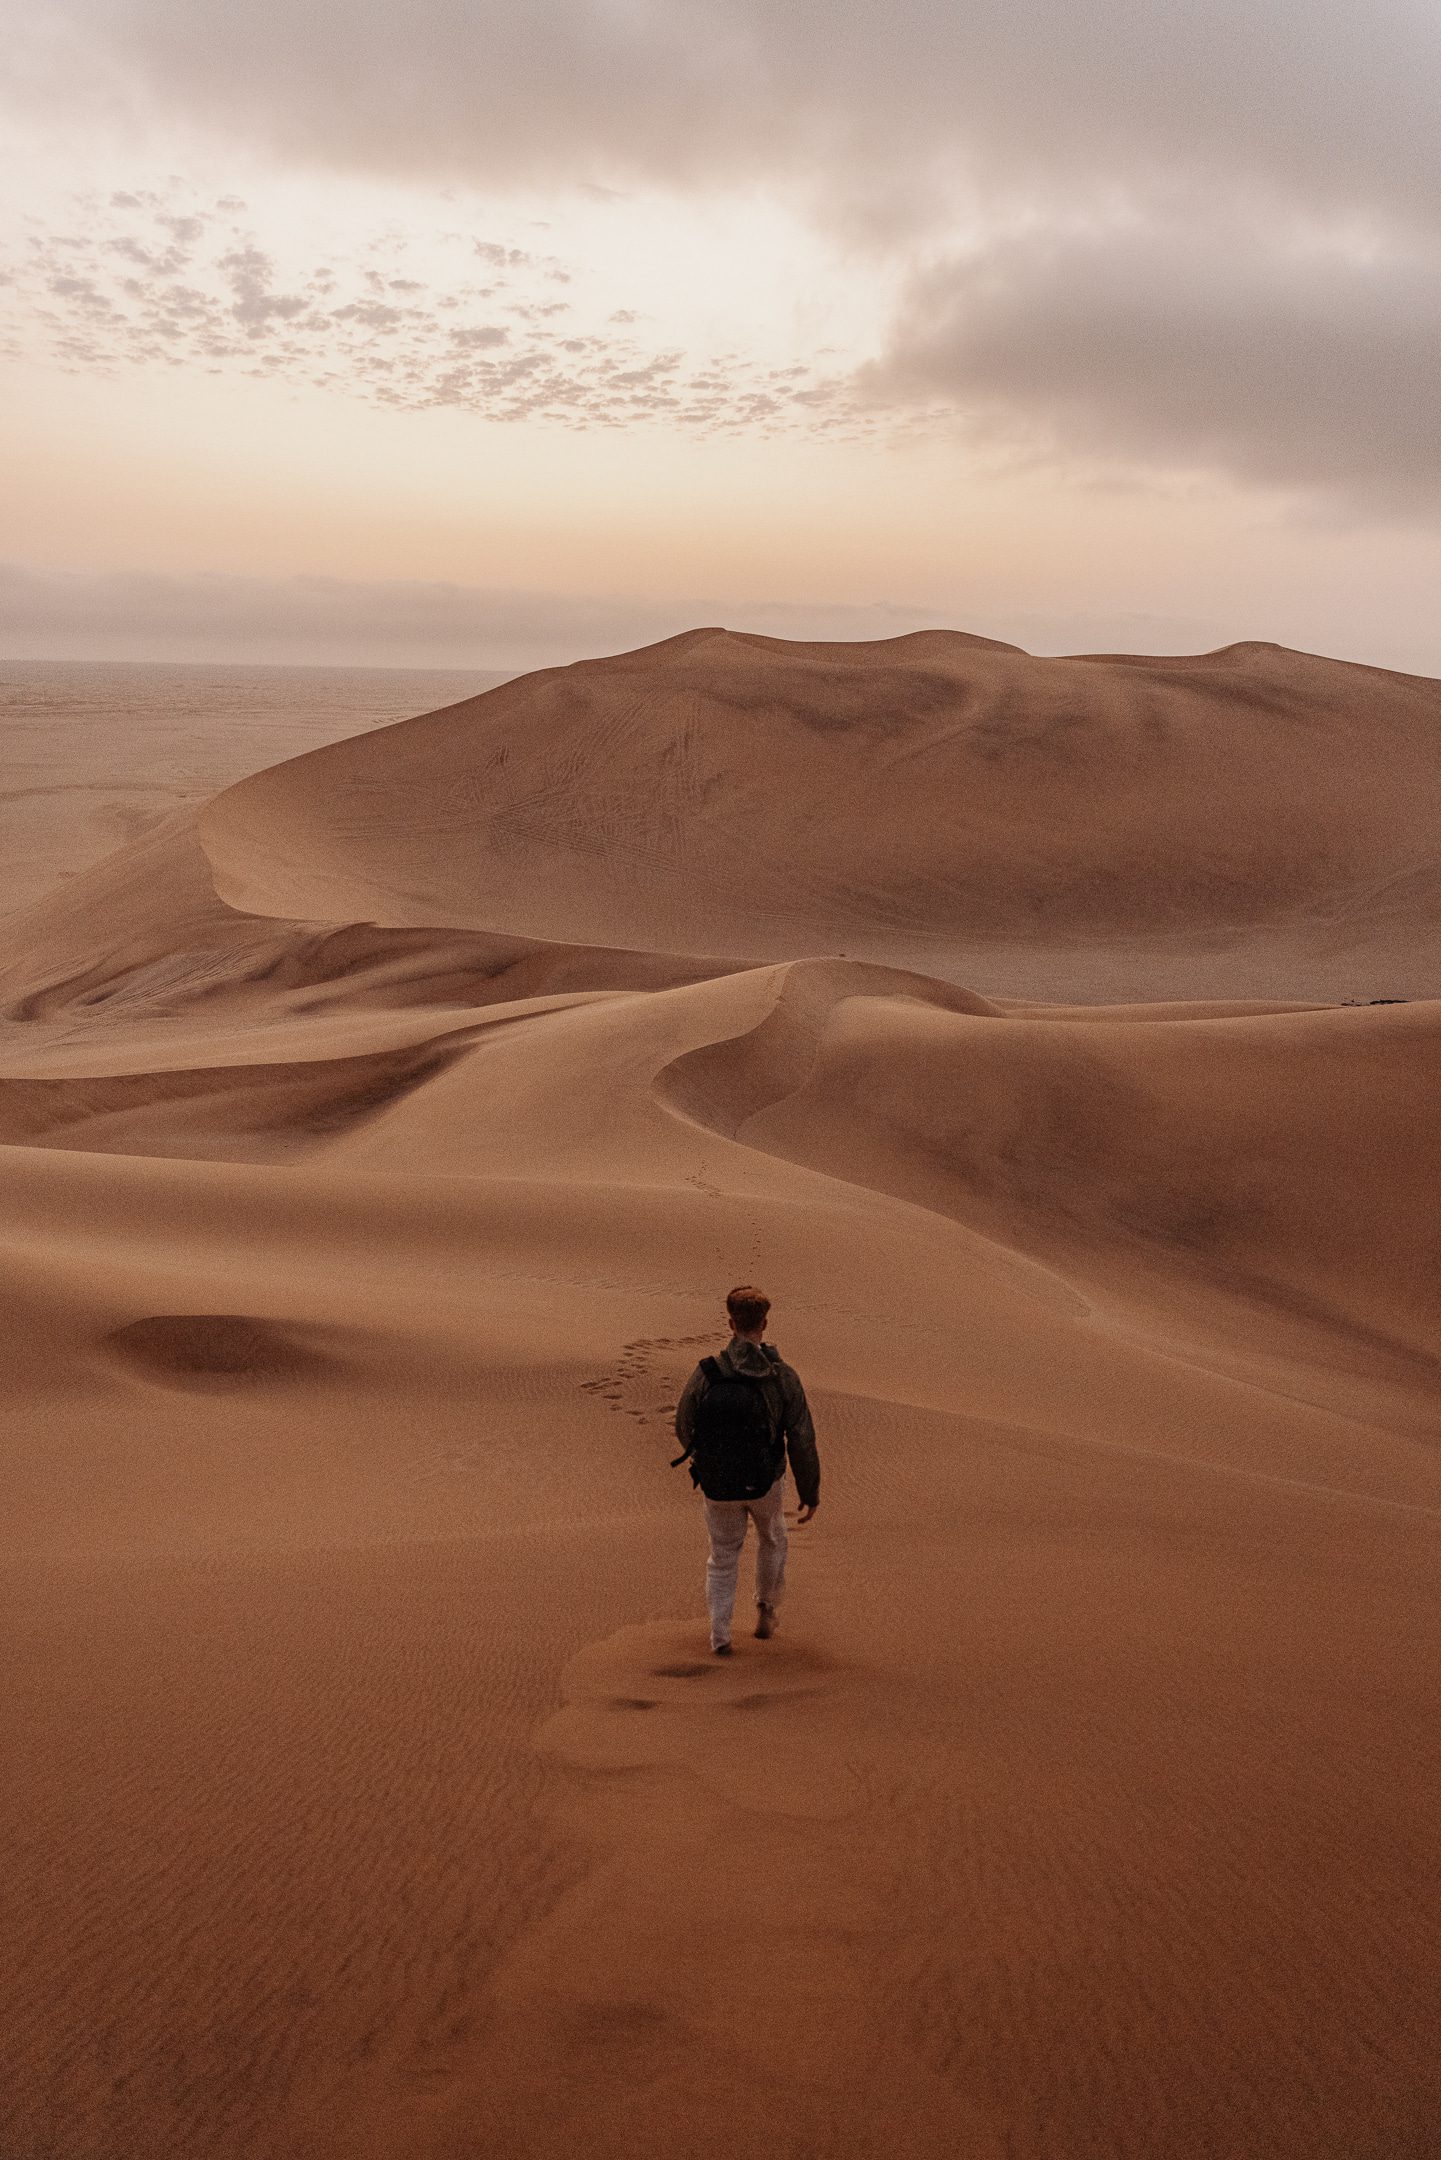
[0,660,507,918]
[3,629,1438,2160]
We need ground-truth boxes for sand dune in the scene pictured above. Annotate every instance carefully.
[4,632,1438,2160]
[198,627,1441,997]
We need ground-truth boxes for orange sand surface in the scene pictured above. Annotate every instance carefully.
[3,630,1438,2159]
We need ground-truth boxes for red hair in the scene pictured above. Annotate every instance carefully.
[726,1285,771,1333]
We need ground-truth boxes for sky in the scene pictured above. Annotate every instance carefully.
[4,0,1441,675]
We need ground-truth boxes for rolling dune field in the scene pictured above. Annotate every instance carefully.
[4,631,1438,2159]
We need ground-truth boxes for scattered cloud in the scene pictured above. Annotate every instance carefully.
[1,184,864,435]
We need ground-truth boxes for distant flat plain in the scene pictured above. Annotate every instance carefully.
[0,660,509,916]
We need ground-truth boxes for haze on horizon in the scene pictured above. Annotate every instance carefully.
[4,0,1441,676]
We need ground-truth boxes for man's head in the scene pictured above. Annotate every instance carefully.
[726,1284,771,1340]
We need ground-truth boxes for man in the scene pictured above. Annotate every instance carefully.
[672,1285,820,1656]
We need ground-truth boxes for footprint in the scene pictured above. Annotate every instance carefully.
[579,1332,713,1429]
[730,1686,824,1712]
[539,1624,856,1829]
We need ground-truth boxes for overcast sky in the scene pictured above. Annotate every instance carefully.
[4,0,1441,672]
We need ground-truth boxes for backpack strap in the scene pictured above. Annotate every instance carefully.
[670,1357,724,1467]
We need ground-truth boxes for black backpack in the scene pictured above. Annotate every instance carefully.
[677,1355,783,1501]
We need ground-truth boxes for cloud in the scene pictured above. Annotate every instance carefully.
[0,560,964,669]
[860,221,1441,512]
[3,558,1281,673]
[0,560,1303,673]
[11,0,1441,239]
[8,4,1441,516]
[2,186,860,434]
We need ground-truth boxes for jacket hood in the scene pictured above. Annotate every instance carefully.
[718,1337,775,1379]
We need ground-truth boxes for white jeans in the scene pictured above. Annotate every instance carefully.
[703,1480,787,1648]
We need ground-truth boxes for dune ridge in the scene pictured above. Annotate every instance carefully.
[4,631,1438,2160]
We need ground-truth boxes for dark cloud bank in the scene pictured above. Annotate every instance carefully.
[22,0,1441,224]
[862,225,1441,516]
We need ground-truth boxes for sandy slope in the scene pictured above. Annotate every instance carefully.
[3,632,1439,2160]
[200,627,1441,998]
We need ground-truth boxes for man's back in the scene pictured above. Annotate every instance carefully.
[673,1286,820,1654]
